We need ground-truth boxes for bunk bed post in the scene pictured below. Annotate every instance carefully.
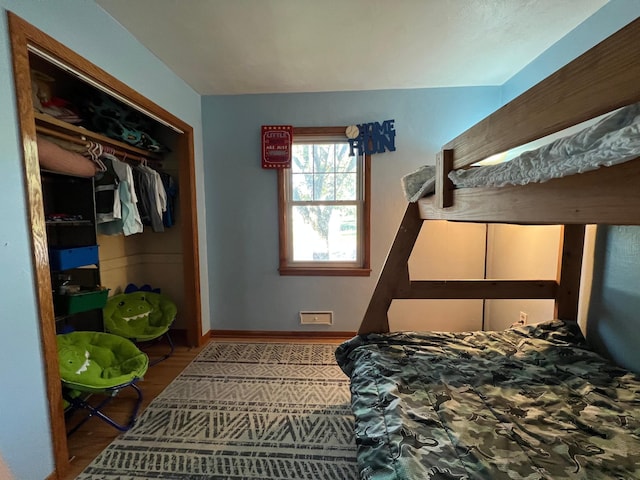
[436,149,454,208]
[555,224,586,322]
[359,202,423,335]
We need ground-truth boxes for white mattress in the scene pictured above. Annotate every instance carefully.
[402,102,640,202]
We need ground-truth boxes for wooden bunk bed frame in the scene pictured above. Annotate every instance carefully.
[360,17,640,335]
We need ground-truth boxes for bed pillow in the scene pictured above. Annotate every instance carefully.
[401,164,436,202]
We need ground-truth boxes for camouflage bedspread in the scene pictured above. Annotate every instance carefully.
[335,320,640,479]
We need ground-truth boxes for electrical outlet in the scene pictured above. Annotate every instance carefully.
[519,311,528,325]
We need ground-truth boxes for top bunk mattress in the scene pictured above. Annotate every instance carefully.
[403,101,640,202]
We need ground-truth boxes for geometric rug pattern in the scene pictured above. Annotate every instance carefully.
[77,342,358,479]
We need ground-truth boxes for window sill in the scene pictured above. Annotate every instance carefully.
[279,266,371,277]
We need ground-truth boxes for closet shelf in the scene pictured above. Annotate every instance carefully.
[34,112,160,163]
[46,220,93,227]
[46,220,92,226]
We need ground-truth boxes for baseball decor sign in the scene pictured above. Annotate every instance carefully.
[347,119,396,156]
[262,125,293,169]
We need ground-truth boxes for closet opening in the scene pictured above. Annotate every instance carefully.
[8,12,203,478]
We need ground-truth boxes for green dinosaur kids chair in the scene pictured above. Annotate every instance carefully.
[103,291,177,365]
[57,331,149,434]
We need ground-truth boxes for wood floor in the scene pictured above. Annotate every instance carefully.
[60,333,350,480]
[62,337,206,479]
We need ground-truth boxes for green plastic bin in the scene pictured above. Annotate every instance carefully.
[56,288,109,315]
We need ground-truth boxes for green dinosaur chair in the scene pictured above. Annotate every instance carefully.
[57,331,149,433]
[103,291,177,365]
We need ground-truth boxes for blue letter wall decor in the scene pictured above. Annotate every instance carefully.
[348,119,396,156]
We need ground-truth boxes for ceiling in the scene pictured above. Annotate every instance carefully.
[96,0,608,96]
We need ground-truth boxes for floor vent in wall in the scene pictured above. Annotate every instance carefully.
[299,311,333,325]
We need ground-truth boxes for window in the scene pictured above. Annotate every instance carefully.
[278,127,371,276]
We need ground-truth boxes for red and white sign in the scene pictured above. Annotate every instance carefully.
[262,125,292,169]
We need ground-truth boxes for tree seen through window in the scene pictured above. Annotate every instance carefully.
[290,142,359,261]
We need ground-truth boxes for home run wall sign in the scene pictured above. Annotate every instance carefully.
[262,125,292,169]
[346,119,396,156]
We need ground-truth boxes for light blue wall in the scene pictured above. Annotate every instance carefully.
[203,0,640,338]
[202,0,640,339]
[2,0,639,477]
[0,1,205,478]
[588,227,640,371]
[202,88,500,332]
[501,0,640,372]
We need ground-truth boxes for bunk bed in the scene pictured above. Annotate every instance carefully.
[336,17,640,480]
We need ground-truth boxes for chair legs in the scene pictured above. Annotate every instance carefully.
[141,331,175,366]
[63,382,144,435]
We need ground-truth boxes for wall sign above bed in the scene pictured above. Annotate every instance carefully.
[347,119,396,156]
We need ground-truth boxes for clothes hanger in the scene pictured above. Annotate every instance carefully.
[86,141,107,172]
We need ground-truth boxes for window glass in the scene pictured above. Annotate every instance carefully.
[278,129,370,276]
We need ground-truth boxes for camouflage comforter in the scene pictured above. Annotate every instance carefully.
[335,320,640,479]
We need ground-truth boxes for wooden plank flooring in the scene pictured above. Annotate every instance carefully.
[62,337,205,479]
[61,334,350,480]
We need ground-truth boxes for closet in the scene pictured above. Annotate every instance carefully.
[8,13,202,478]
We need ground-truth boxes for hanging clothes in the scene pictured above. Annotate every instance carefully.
[98,154,144,236]
[159,171,178,227]
[132,166,152,227]
[133,163,167,232]
[95,154,143,236]
[147,166,167,223]
[94,158,121,225]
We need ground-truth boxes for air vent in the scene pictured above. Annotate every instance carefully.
[299,311,333,325]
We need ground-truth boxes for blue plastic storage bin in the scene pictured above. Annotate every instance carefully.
[49,245,99,270]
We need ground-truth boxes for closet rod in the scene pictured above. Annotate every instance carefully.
[36,125,154,164]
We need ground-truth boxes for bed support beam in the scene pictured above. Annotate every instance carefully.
[436,149,455,208]
[401,280,557,300]
[359,205,587,335]
[360,203,423,335]
[555,224,586,322]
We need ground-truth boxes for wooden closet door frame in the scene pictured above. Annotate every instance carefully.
[8,12,203,478]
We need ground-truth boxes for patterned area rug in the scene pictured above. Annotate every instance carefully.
[77,342,358,479]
